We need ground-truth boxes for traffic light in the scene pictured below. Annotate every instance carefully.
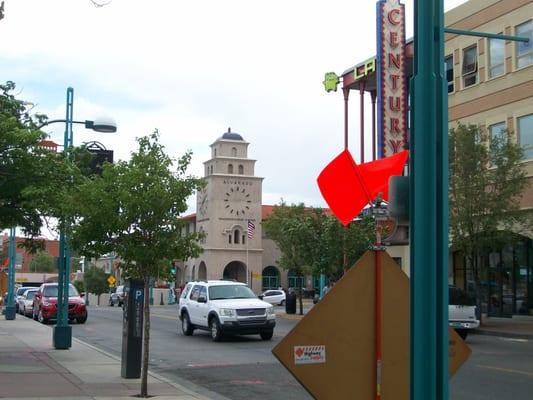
[388,176,410,223]
[170,261,176,275]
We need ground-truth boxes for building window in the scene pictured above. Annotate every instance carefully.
[232,147,237,157]
[445,55,454,93]
[238,164,244,174]
[489,122,506,164]
[228,234,232,244]
[488,36,505,78]
[462,45,478,88]
[242,235,246,245]
[210,165,213,174]
[233,229,240,244]
[516,20,533,68]
[228,164,233,174]
[518,114,533,160]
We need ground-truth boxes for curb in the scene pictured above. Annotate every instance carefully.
[472,329,532,341]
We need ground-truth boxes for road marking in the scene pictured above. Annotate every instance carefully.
[477,364,533,378]
[150,313,177,320]
[229,379,266,385]
[500,338,529,343]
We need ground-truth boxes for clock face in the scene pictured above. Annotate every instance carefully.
[198,190,208,217]
[224,186,252,216]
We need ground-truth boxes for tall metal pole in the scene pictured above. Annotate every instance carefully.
[53,87,74,349]
[410,1,448,399]
[5,227,17,320]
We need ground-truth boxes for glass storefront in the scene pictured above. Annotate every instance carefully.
[452,236,532,317]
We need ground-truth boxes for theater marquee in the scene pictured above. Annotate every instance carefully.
[377,0,407,158]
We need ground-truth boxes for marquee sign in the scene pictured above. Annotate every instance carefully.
[377,0,407,158]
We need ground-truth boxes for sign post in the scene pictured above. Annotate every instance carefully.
[410,1,448,399]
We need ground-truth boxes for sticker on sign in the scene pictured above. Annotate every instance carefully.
[294,345,326,365]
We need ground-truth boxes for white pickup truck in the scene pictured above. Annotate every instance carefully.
[449,285,479,339]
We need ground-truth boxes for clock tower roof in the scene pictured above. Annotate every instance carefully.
[220,127,243,141]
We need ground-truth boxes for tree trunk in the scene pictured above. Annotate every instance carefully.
[298,286,303,315]
[140,277,151,397]
[97,294,100,306]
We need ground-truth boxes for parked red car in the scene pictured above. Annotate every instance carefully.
[32,283,88,324]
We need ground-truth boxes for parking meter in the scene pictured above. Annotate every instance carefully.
[121,279,144,378]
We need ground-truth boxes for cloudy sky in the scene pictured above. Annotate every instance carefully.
[1,0,467,216]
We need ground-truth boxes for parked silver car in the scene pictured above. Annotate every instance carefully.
[17,288,38,317]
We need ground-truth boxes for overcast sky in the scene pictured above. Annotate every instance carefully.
[1,0,468,219]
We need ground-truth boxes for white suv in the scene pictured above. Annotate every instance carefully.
[178,280,276,341]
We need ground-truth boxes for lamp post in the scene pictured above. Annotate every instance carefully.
[40,87,116,349]
[4,227,17,320]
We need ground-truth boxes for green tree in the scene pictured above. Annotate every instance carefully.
[263,203,313,314]
[0,81,88,252]
[83,265,109,305]
[66,131,204,397]
[449,123,530,319]
[310,213,375,281]
[72,279,84,295]
[29,251,55,273]
[263,203,375,314]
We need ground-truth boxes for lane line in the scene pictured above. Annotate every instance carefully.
[477,364,533,378]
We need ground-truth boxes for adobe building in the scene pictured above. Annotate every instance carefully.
[179,129,300,293]
[339,0,532,316]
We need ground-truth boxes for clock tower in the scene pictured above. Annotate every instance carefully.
[193,128,264,289]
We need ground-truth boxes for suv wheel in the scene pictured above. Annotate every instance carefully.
[77,316,87,324]
[209,317,223,342]
[260,330,274,340]
[181,312,194,336]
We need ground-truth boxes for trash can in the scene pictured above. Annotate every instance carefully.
[121,279,144,379]
[285,291,297,314]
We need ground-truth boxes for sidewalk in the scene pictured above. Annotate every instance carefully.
[474,316,533,340]
[278,301,533,340]
[0,315,212,400]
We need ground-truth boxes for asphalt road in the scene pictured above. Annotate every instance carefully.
[64,305,533,400]
[72,304,312,400]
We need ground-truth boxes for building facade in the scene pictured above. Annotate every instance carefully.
[180,129,298,293]
[337,0,533,316]
[445,0,533,317]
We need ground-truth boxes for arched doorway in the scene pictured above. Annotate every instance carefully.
[223,261,247,283]
[198,261,207,280]
[288,269,305,290]
[262,266,280,290]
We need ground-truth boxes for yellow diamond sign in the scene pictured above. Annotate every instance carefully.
[107,275,116,287]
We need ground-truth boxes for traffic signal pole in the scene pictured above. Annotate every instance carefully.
[410,1,448,399]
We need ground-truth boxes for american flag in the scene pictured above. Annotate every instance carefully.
[247,220,255,239]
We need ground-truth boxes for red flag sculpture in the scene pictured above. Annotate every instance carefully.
[317,150,409,225]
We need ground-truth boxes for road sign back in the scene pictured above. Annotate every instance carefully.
[272,250,471,399]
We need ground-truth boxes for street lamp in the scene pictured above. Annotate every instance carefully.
[40,87,116,349]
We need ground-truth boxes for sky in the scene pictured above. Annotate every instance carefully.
[1,0,468,222]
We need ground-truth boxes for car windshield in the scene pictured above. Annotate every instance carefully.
[449,286,475,306]
[209,285,257,300]
[16,287,28,296]
[43,285,79,298]
[25,291,36,300]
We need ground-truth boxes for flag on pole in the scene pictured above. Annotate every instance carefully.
[247,220,255,239]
